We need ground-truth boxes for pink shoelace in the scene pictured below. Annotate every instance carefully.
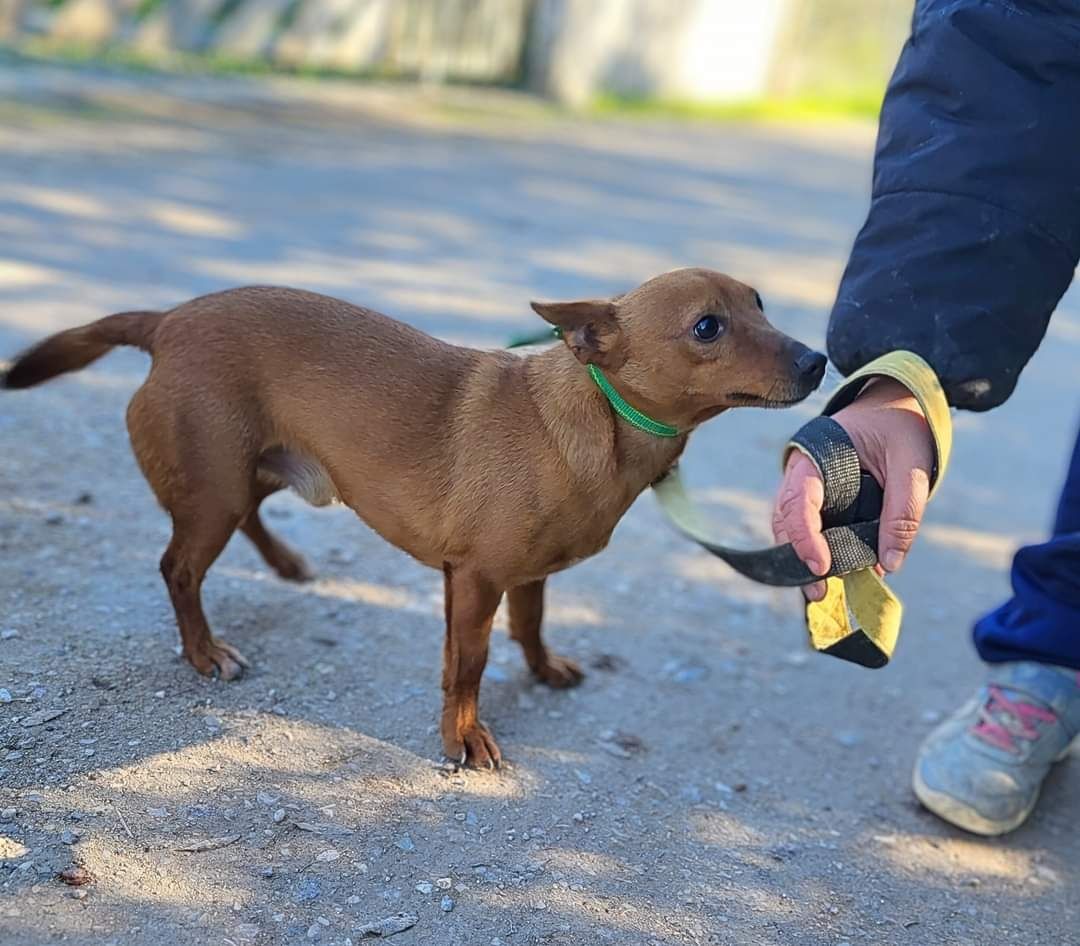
[971,685,1058,754]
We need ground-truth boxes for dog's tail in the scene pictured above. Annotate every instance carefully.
[2,310,163,390]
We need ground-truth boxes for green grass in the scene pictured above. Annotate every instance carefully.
[591,90,885,123]
[4,40,884,126]
[4,39,513,88]
[9,38,364,81]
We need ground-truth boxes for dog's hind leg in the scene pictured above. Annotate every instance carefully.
[127,380,256,680]
[507,579,584,688]
[240,483,314,582]
[161,510,249,679]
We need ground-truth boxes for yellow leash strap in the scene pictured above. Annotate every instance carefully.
[801,351,951,665]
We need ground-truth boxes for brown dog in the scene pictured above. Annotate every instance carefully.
[3,268,825,767]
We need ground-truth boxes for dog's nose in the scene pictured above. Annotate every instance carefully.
[795,349,827,387]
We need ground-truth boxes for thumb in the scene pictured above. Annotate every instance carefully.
[878,460,931,573]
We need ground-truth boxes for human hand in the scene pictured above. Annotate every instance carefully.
[771,378,935,601]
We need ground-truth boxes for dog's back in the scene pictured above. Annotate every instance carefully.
[3,286,540,567]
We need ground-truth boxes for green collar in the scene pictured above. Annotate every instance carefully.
[585,364,680,438]
[507,325,680,438]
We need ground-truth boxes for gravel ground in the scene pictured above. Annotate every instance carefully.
[0,56,1078,946]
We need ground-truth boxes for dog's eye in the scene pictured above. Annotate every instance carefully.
[692,315,724,342]
[753,290,764,311]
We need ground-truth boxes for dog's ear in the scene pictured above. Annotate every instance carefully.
[529,299,624,370]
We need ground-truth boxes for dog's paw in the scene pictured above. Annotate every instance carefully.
[534,654,584,689]
[443,721,502,770]
[186,637,249,681]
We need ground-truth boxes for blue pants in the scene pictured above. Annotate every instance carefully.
[974,427,1080,670]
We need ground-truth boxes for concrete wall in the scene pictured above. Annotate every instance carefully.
[526,0,788,106]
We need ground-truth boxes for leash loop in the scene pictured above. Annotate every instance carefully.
[654,351,952,669]
[654,417,882,588]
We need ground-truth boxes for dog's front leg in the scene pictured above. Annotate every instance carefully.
[440,566,503,769]
[507,580,584,688]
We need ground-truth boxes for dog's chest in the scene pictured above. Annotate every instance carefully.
[531,507,623,578]
[544,542,604,574]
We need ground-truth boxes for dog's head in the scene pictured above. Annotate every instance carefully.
[531,267,825,429]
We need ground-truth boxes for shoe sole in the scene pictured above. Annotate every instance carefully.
[911,741,1074,837]
[911,768,1036,836]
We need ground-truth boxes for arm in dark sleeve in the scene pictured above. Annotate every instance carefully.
[828,0,1080,410]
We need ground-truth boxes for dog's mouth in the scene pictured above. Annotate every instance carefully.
[726,390,809,409]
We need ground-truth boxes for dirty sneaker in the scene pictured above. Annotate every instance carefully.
[912,661,1080,835]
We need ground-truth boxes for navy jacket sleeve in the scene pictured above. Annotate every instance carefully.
[828,0,1080,410]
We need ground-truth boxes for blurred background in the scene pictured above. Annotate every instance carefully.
[3,4,1080,946]
[1,0,909,111]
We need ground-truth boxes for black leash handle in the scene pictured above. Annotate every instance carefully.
[656,417,882,588]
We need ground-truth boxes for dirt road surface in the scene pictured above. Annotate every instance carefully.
[1,55,1078,946]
